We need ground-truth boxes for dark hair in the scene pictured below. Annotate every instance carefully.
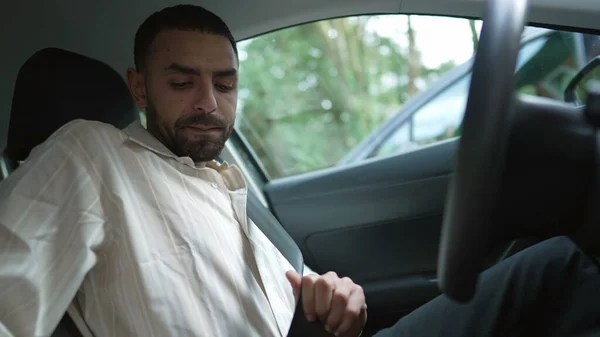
[134,4,238,71]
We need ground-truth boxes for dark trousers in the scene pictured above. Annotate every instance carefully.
[374,236,600,337]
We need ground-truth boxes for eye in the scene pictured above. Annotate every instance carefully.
[216,83,234,92]
[170,82,192,89]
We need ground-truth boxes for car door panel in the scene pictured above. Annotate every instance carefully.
[263,139,458,329]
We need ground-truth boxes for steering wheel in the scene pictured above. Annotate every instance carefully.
[437,0,530,302]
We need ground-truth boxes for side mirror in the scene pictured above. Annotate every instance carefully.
[564,56,600,105]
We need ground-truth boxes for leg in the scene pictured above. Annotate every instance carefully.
[374,236,600,337]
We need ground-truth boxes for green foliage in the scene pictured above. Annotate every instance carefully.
[237,15,461,178]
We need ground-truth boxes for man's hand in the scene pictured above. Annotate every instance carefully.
[286,271,367,337]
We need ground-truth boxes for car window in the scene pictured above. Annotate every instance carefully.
[370,33,549,158]
[373,75,470,158]
[516,31,600,99]
[236,15,600,179]
[412,76,469,144]
[370,31,600,160]
[237,15,481,179]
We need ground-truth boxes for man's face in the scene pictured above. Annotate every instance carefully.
[128,30,238,162]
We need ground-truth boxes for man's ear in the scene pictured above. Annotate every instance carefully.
[127,67,148,109]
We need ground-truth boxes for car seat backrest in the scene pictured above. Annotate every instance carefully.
[5,47,138,169]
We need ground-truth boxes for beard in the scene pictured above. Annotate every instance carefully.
[146,101,234,163]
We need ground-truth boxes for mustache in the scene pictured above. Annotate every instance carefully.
[175,114,229,129]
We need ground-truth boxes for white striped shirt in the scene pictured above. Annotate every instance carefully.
[0,120,299,337]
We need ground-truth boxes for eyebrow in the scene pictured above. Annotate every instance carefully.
[165,63,237,78]
[214,68,238,78]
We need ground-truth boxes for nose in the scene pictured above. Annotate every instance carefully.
[193,80,218,113]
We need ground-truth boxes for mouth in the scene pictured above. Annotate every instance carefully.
[183,125,224,136]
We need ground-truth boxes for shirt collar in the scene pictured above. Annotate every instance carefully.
[123,121,229,171]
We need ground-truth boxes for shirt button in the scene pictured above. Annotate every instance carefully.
[211,183,218,189]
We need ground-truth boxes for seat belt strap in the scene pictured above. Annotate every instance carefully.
[246,190,304,274]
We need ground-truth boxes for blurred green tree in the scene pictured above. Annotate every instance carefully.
[237,15,457,178]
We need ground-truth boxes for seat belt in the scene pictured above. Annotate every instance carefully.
[246,190,304,274]
[246,191,332,337]
[215,155,303,273]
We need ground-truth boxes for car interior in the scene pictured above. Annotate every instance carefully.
[2,0,600,336]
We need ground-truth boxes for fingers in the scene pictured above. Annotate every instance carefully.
[296,271,367,337]
[324,277,353,332]
[302,274,319,321]
[332,284,366,337]
[302,271,338,322]
[285,270,302,301]
[314,272,338,322]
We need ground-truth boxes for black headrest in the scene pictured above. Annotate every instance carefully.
[6,47,138,161]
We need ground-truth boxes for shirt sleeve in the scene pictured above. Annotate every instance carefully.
[0,124,109,337]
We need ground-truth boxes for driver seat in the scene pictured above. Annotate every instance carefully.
[4,48,138,173]
[6,48,304,336]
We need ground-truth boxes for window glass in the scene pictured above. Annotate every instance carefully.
[372,31,600,159]
[372,76,469,158]
[515,31,600,99]
[411,76,470,145]
[237,15,600,179]
[237,15,481,178]
[374,123,412,158]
